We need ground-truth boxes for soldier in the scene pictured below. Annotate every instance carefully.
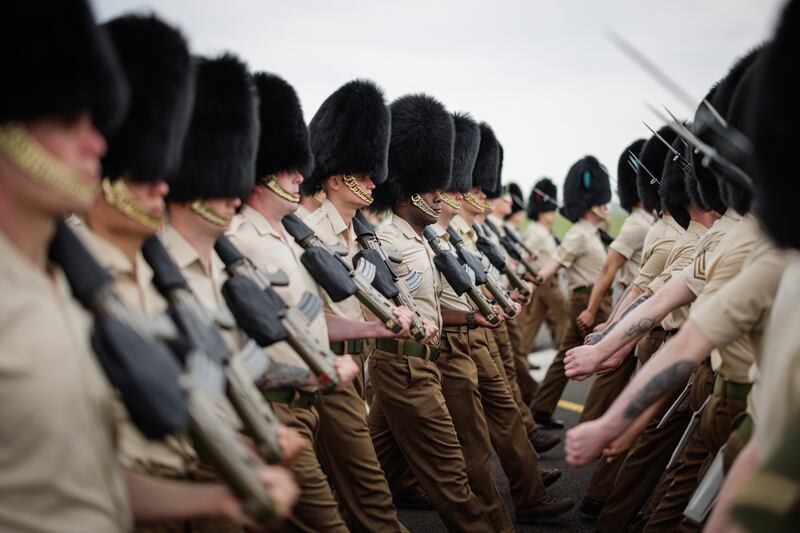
[301,79,411,533]
[71,17,298,529]
[0,1,133,530]
[226,71,365,533]
[527,155,614,430]
[367,93,495,532]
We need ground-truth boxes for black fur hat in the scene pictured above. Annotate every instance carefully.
[254,73,312,185]
[1,0,129,131]
[486,143,505,199]
[304,79,390,195]
[472,123,500,194]
[101,15,194,184]
[449,112,481,193]
[508,182,526,215]
[371,94,454,212]
[659,138,692,229]
[752,0,800,248]
[168,54,259,203]
[527,178,558,219]
[617,138,646,212]
[637,126,677,214]
[561,155,611,222]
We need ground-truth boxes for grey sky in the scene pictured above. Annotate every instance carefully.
[94,0,784,202]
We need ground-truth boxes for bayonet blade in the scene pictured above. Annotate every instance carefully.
[629,150,660,185]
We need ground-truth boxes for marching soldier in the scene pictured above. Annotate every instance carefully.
[367,93,495,532]
[302,79,411,533]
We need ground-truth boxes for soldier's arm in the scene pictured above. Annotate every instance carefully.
[565,321,712,467]
[324,311,410,341]
[536,258,562,285]
[578,249,627,331]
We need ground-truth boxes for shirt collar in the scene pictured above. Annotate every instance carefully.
[450,214,474,238]
[241,204,281,239]
[722,207,742,224]
[160,224,200,271]
[389,212,422,242]
[633,207,656,225]
[320,199,349,237]
[686,220,707,238]
[73,222,136,276]
[663,214,684,234]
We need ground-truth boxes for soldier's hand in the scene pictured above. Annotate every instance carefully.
[593,321,609,333]
[216,465,299,529]
[276,425,306,467]
[420,319,438,344]
[499,301,521,319]
[391,306,414,337]
[565,419,614,467]
[564,345,603,380]
[332,355,359,390]
[476,308,503,328]
[602,403,653,461]
[510,288,530,305]
[584,331,604,345]
[576,309,595,336]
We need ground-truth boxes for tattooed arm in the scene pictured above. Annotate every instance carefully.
[565,321,712,466]
[584,293,651,345]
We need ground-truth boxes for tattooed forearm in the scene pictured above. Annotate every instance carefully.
[256,360,314,389]
[620,294,650,319]
[623,317,657,339]
[623,361,694,419]
[585,295,652,345]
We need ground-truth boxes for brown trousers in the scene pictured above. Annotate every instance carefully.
[314,353,407,533]
[367,349,494,533]
[642,373,748,533]
[491,323,537,435]
[271,403,349,533]
[508,280,568,405]
[531,289,611,418]
[439,328,515,532]
[481,328,549,511]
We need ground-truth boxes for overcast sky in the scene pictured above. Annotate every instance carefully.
[94,0,785,204]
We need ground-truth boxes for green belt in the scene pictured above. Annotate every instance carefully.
[262,388,319,409]
[713,375,752,402]
[737,414,754,442]
[375,338,440,364]
[442,326,471,335]
[572,285,612,296]
[329,339,365,355]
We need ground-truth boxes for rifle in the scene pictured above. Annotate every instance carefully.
[422,226,500,325]
[472,223,532,296]
[49,221,188,440]
[483,218,543,284]
[445,226,517,318]
[140,237,282,522]
[281,213,402,334]
[214,235,340,391]
[352,210,426,341]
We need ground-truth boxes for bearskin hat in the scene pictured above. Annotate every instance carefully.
[304,79,390,195]
[617,138,646,212]
[254,73,312,186]
[660,137,692,229]
[1,0,129,131]
[752,0,800,248]
[371,94,454,212]
[472,123,500,194]
[448,112,481,193]
[508,182,526,215]
[101,15,194,184]
[637,126,677,214]
[168,54,259,202]
[561,155,611,222]
[527,178,558,219]
[486,143,505,199]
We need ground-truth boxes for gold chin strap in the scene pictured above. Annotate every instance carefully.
[343,175,373,204]
[411,194,438,219]
[313,189,327,204]
[591,205,609,224]
[102,178,165,231]
[440,191,462,209]
[190,200,231,227]
[481,199,495,211]
[462,192,485,213]
[0,123,99,204]
[264,175,300,203]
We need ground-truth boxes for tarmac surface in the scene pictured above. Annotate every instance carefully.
[396,347,602,532]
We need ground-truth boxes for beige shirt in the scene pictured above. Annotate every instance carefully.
[433,223,473,313]
[553,218,607,290]
[688,214,762,383]
[610,207,655,287]
[633,214,684,291]
[753,252,800,460]
[675,209,742,296]
[0,231,131,532]
[303,199,365,322]
[227,205,328,373]
[522,220,558,271]
[378,213,443,344]
[451,214,480,254]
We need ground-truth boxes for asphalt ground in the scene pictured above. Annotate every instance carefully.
[397,347,602,532]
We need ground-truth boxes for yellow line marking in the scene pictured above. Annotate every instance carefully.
[557,399,584,413]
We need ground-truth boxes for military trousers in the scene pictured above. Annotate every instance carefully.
[314,352,408,533]
[367,348,494,533]
[491,322,537,435]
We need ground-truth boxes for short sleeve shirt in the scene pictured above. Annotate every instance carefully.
[553,219,606,290]
[0,231,131,532]
[522,220,557,270]
[378,213,442,344]
[633,214,684,291]
[675,209,742,296]
[649,220,708,293]
[610,207,655,287]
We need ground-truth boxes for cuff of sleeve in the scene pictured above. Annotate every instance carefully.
[610,240,634,259]
[553,248,575,269]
